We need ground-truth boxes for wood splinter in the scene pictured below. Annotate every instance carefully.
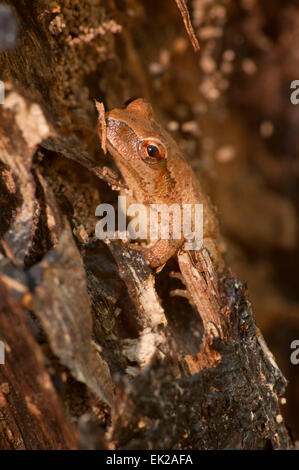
[175,0,200,52]
[95,100,107,154]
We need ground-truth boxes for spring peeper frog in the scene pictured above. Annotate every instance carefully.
[97,98,223,270]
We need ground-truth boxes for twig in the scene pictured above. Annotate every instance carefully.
[175,0,200,52]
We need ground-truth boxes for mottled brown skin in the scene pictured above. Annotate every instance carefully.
[98,98,222,269]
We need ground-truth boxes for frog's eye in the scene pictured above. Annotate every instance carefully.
[139,139,167,165]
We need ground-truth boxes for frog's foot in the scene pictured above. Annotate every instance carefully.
[202,237,225,271]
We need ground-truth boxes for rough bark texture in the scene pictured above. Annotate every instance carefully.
[0,0,298,450]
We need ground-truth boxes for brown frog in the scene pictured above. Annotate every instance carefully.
[97,98,223,270]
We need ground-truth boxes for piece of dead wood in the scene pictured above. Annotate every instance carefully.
[177,249,224,371]
[29,221,114,405]
[0,280,77,450]
[106,240,168,371]
[40,136,128,192]
[107,276,291,449]
[0,89,114,406]
[175,0,200,52]
[0,91,51,263]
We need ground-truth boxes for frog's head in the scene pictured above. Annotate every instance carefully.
[101,98,173,170]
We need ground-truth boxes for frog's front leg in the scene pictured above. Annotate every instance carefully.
[128,239,183,269]
[202,237,225,271]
